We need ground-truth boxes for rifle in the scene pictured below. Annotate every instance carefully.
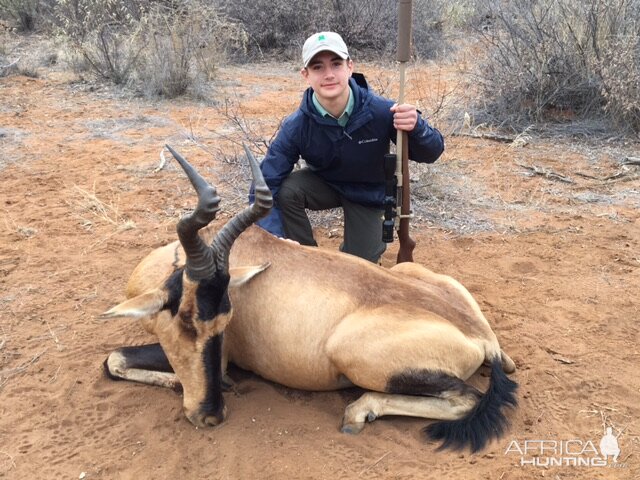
[382,0,416,263]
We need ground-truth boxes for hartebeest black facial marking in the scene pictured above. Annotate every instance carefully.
[156,267,230,423]
[164,269,184,317]
[195,270,231,321]
[200,334,225,422]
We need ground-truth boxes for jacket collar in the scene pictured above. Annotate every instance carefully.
[301,76,372,130]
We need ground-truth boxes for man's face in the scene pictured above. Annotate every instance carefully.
[301,51,353,103]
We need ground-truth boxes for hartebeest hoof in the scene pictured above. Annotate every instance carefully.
[501,350,517,374]
[340,422,365,435]
[341,410,376,433]
[187,405,227,428]
[341,403,373,434]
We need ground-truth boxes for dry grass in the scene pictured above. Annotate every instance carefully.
[70,183,136,232]
[0,348,47,390]
[2,211,37,239]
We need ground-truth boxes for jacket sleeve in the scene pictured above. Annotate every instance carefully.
[249,117,300,237]
[406,115,445,164]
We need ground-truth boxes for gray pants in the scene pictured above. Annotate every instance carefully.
[278,168,386,263]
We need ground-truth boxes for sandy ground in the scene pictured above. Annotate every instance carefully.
[1,59,639,480]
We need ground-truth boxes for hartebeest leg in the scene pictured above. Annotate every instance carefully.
[388,262,518,376]
[105,343,235,391]
[104,343,181,390]
[341,391,478,434]
[327,310,495,435]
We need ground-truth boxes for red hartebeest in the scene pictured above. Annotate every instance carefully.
[101,146,517,452]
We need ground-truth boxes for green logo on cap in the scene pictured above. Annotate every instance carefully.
[318,34,325,41]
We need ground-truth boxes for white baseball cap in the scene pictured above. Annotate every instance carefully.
[302,32,349,67]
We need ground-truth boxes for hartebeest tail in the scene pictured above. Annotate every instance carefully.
[424,357,518,452]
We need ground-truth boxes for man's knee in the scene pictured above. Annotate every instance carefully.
[278,179,304,207]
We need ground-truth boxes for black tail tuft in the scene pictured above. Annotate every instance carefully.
[424,357,518,452]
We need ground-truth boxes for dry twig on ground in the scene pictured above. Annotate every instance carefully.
[517,163,575,184]
[451,131,516,143]
[622,156,640,166]
[0,349,47,389]
[0,57,20,70]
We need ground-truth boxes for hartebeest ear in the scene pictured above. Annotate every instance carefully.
[99,289,168,319]
[229,262,271,288]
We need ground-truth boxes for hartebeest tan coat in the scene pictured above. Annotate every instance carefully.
[102,146,517,452]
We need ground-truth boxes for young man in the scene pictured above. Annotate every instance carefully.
[254,32,444,263]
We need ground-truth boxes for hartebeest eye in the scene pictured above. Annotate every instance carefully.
[160,267,231,337]
[163,269,184,317]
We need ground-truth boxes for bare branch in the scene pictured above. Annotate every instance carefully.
[0,57,20,70]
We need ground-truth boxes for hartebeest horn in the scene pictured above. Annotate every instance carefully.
[210,144,273,270]
[165,145,220,281]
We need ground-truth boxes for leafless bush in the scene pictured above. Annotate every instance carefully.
[135,2,247,98]
[329,0,396,54]
[410,0,453,59]
[0,31,59,78]
[0,56,18,77]
[84,23,145,84]
[216,0,475,61]
[50,0,145,42]
[51,0,146,83]
[52,0,246,95]
[215,0,326,59]
[411,67,462,132]
[474,0,640,133]
[0,0,40,31]
[599,36,640,130]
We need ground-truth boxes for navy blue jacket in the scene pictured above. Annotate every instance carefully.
[256,75,444,236]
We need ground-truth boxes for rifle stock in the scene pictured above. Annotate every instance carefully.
[396,131,415,263]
